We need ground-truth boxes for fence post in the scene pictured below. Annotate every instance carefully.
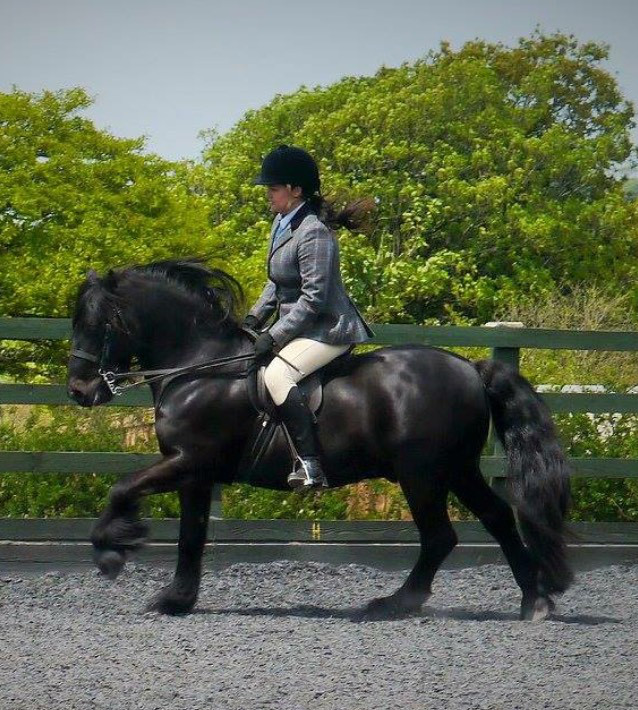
[484,322,524,498]
[211,484,223,520]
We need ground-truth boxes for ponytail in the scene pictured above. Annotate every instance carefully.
[305,192,376,233]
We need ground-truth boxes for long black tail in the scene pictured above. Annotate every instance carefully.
[474,359,574,594]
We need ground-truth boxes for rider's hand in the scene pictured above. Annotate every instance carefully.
[254,331,275,363]
[242,314,260,330]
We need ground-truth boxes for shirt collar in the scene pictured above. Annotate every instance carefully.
[277,200,306,232]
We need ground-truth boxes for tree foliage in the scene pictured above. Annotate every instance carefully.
[198,30,638,325]
[0,87,210,377]
[0,87,213,316]
[2,32,637,343]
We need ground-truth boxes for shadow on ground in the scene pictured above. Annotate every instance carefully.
[192,603,621,625]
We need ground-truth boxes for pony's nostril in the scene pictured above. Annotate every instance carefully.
[67,381,85,402]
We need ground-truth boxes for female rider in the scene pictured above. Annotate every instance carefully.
[243,144,375,490]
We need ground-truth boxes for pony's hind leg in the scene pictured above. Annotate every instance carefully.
[451,462,552,621]
[361,465,457,619]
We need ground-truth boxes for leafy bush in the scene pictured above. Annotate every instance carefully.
[494,284,638,523]
[2,357,638,522]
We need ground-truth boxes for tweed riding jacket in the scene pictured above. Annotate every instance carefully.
[248,202,375,349]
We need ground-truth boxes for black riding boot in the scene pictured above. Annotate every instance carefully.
[275,386,328,490]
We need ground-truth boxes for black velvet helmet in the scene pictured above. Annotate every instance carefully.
[253,144,320,193]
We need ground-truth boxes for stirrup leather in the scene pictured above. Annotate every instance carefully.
[279,420,327,489]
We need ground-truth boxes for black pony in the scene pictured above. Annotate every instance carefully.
[67,258,573,620]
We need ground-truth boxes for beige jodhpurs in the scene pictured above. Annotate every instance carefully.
[263,337,351,406]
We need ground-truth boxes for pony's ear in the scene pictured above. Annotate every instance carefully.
[103,269,117,291]
[86,268,99,283]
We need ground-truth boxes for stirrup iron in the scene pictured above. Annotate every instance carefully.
[287,456,329,490]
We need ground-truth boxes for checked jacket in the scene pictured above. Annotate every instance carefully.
[248,202,375,349]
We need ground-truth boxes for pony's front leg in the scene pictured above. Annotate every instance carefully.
[91,454,190,579]
[147,481,213,615]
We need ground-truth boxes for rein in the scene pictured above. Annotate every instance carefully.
[70,322,301,397]
[97,352,256,396]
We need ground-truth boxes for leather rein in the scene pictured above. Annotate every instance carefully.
[69,308,300,397]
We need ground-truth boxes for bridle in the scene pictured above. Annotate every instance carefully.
[69,305,299,397]
[70,303,127,392]
[69,304,255,396]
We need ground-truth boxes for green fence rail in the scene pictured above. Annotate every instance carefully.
[1,317,638,548]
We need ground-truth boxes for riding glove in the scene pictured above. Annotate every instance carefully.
[254,331,276,363]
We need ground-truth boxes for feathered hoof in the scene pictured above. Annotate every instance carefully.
[146,584,197,616]
[520,594,555,622]
[94,549,126,580]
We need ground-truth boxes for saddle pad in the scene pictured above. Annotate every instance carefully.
[239,347,356,481]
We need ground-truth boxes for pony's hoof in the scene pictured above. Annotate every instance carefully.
[354,593,424,621]
[146,585,197,616]
[94,549,126,580]
[520,594,555,621]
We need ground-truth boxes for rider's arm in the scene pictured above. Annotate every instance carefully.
[247,278,278,328]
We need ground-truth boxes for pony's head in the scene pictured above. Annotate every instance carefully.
[67,267,135,406]
[67,258,245,407]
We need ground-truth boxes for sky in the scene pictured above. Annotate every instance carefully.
[3,0,638,166]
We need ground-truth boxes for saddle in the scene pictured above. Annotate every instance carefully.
[248,365,323,419]
[236,342,354,482]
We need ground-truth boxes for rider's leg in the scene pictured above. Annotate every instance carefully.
[263,337,350,488]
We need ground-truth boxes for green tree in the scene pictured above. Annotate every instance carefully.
[0,87,210,379]
[198,30,638,325]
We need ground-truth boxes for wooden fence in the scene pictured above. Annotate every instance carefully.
[1,317,638,566]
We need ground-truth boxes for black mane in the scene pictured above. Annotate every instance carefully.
[129,258,245,326]
[73,257,245,333]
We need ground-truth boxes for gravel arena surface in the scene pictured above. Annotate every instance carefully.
[1,561,637,710]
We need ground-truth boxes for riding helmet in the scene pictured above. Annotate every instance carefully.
[253,144,320,193]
